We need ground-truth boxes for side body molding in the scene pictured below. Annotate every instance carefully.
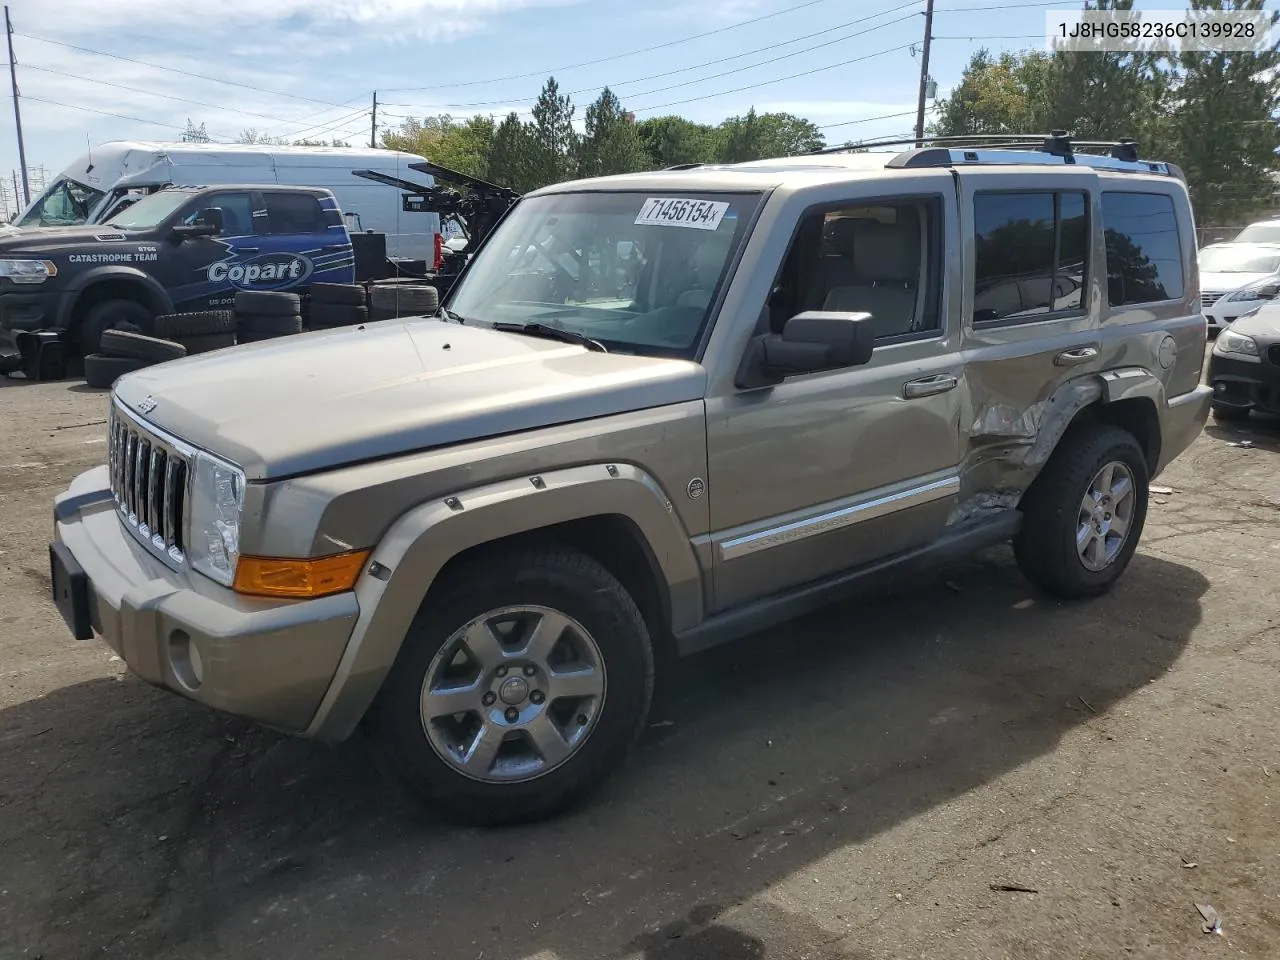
[305,462,703,741]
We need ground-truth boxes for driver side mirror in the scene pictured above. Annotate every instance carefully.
[735,311,875,389]
[172,206,223,240]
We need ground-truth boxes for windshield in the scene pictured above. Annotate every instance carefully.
[107,190,195,230]
[16,176,105,228]
[447,190,761,357]
[1199,246,1280,274]
[1235,223,1280,244]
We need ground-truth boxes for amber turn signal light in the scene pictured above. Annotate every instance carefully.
[233,549,371,599]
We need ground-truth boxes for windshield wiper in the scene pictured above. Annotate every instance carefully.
[438,306,469,324]
[491,322,607,352]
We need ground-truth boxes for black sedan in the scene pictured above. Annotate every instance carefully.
[1208,301,1280,421]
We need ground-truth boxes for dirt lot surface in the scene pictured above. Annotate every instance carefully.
[1,375,1277,960]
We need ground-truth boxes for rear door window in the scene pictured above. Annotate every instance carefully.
[264,192,327,235]
[972,191,1089,324]
[1101,192,1184,306]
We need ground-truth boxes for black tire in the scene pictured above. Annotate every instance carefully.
[371,543,655,826]
[310,282,367,307]
[98,329,188,363]
[78,299,153,357]
[179,332,237,354]
[151,310,235,339]
[1014,424,1149,600]
[1211,401,1250,422]
[368,306,397,324]
[370,283,439,316]
[83,353,150,389]
[237,312,303,342]
[235,290,301,316]
[309,303,369,329]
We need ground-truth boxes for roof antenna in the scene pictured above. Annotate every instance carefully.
[85,135,94,174]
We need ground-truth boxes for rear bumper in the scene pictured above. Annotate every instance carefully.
[1156,385,1212,475]
[1208,351,1280,413]
[52,466,360,734]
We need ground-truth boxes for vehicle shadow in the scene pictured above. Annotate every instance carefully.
[1203,409,1280,449]
[0,547,1206,960]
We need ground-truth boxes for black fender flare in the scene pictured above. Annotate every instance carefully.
[57,267,174,328]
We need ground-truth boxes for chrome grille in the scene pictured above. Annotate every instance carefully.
[108,403,193,563]
[1202,291,1225,307]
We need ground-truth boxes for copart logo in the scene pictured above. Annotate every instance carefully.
[208,252,312,291]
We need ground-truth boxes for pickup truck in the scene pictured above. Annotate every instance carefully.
[0,184,354,362]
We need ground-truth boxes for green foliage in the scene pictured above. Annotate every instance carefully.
[635,116,719,167]
[931,7,1280,222]
[380,115,495,178]
[578,87,649,179]
[716,109,825,162]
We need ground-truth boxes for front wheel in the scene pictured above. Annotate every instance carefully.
[1014,424,1149,599]
[79,299,153,357]
[371,544,655,826]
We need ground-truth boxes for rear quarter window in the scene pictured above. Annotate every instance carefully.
[1101,192,1184,306]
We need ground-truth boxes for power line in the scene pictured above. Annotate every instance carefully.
[17,93,237,140]
[17,62,308,125]
[817,108,921,130]
[13,31,358,109]
[388,8,920,113]
[632,41,915,115]
[380,0,844,92]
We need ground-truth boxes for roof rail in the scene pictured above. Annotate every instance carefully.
[811,130,1182,180]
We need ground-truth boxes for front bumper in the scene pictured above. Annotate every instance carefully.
[52,466,360,734]
[1208,349,1280,414]
[0,286,69,356]
[1204,297,1268,328]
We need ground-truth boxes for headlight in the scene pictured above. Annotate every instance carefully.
[0,258,57,284]
[1227,280,1279,302]
[1214,328,1260,359]
[187,451,245,586]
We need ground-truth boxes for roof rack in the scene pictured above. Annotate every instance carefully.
[810,131,1183,181]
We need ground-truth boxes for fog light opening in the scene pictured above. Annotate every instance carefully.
[169,630,204,691]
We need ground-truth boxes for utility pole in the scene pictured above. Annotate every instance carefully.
[5,5,29,206]
[913,0,935,147]
[370,91,377,148]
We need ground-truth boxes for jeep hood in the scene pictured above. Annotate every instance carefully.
[112,318,707,480]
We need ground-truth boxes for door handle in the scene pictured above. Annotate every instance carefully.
[1054,345,1099,366]
[902,374,959,399]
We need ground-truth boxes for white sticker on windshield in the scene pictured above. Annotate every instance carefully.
[635,198,730,231]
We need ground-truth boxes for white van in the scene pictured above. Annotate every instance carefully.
[7,141,441,261]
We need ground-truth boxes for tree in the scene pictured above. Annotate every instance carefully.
[528,77,578,187]
[635,116,718,167]
[715,109,824,162]
[181,119,211,143]
[236,128,291,145]
[488,111,540,193]
[381,114,496,178]
[1041,0,1169,148]
[1168,0,1280,222]
[931,50,1054,136]
[577,87,647,178]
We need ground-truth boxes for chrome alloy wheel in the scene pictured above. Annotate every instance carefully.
[420,605,606,783]
[1076,460,1137,572]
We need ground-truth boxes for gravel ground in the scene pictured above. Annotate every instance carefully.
[0,374,1277,960]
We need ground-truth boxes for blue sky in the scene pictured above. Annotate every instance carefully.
[0,0,1271,194]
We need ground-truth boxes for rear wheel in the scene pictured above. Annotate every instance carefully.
[1014,424,1149,599]
[78,299,152,357]
[371,544,654,826]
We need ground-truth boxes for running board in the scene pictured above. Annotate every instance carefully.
[675,512,1023,657]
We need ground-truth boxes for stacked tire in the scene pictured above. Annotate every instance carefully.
[308,282,369,330]
[369,282,439,322]
[151,310,237,355]
[235,291,303,343]
[84,329,187,389]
